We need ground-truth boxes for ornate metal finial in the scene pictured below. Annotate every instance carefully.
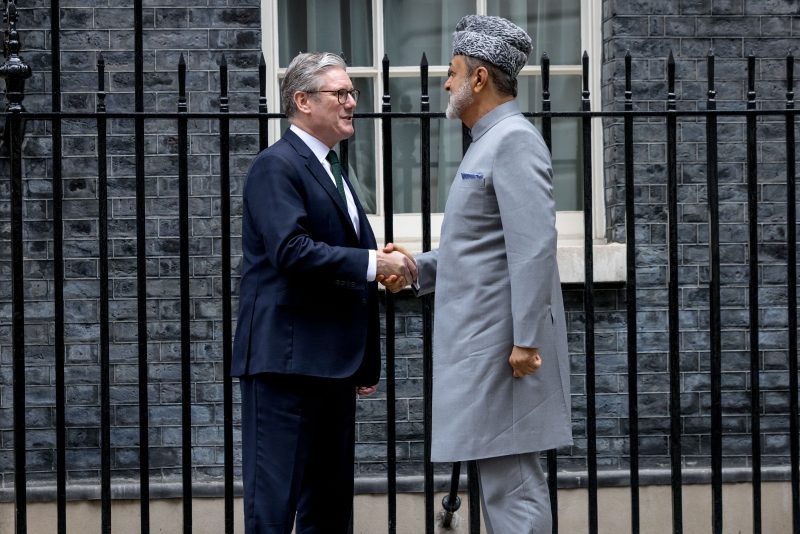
[0,1,32,111]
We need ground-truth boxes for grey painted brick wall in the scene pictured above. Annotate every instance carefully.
[599,0,800,473]
[0,0,261,491]
[0,0,799,497]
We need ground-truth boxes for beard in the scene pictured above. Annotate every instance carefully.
[445,78,472,120]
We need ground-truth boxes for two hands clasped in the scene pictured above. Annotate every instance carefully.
[376,243,543,379]
[376,242,416,292]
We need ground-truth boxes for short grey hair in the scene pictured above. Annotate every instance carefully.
[281,52,347,118]
[464,55,518,98]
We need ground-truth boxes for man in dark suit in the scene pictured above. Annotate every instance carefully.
[232,52,416,533]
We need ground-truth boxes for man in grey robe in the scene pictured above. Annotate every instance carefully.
[381,14,572,534]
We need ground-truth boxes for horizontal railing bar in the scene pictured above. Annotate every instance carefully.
[5,109,799,120]
[4,466,796,503]
[277,64,583,77]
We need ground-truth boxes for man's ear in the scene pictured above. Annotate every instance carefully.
[294,91,311,114]
[473,66,489,93]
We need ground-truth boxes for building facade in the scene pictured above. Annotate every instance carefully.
[0,0,798,517]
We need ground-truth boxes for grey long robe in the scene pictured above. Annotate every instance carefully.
[416,100,572,462]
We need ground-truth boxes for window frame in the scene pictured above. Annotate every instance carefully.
[260,0,618,282]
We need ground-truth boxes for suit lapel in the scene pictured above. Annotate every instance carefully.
[284,129,359,243]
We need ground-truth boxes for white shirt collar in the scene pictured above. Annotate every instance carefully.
[290,124,331,164]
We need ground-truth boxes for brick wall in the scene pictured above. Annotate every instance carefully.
[600,0,800,473]
[0,0,262,491]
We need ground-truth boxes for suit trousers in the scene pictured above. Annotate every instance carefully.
[239,373,357,534]
[476,452,552,534]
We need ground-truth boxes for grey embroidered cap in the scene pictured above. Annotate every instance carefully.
[452,15,532,77]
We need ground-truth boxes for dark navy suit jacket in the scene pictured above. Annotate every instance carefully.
[232,128,380,386]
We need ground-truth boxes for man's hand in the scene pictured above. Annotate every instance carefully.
[382,242,413,261]
[376,243,416,292]
[508,346,542,378]
[357,385,378,396]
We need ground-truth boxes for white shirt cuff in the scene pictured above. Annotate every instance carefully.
[367,249,377,281]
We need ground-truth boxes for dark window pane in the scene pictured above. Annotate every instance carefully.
[383,0,473,66]
[279,0,373,67]
[488,0,581,65]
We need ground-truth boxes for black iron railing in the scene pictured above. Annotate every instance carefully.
[1,2,799,534]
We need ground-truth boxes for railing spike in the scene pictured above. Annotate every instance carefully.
[382,54,390,101]
[707,51,715,94]
[541,53,550,95]
[97,52,105,92]
[582,51,590,97]
[220,54,228,101]
[625,51,632,94]
[178,52,187,110]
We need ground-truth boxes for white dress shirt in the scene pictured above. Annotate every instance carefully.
[289,125,377,281]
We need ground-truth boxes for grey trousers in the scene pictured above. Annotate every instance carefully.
[475,452,552,534]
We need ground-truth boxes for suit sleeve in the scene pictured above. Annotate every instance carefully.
[244,151,369,281]
[412,249,438,296]
[493,126,557,349]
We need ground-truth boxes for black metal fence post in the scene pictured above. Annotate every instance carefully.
[7,98,25,534]
[666,50,683,534]
[133,2,151,529]
[785,52,799,534]
[177,53,193,534]
[419,52,435,534]
[96,52,112,534]
[705,49,723,534]
[623,50,640,534]
[218,54,235,534]
[746,52,762,534]
[49,0,67,529]
[381,53,398,534]
[541,53,561,534]
[0,3,31,532]
[581,50,598,534]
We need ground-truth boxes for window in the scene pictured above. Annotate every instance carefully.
[261,0,605,253]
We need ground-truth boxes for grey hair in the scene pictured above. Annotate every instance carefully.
[464,56,518,98]
[281,52,347,118]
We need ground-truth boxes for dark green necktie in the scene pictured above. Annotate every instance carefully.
[326,150,347,204]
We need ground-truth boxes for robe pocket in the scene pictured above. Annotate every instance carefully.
[456,181,491,228]
[459,176,485,189]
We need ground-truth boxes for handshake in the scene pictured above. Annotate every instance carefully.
[376,243,416,293]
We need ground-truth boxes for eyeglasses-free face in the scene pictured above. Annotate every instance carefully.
[306,88,361,105]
